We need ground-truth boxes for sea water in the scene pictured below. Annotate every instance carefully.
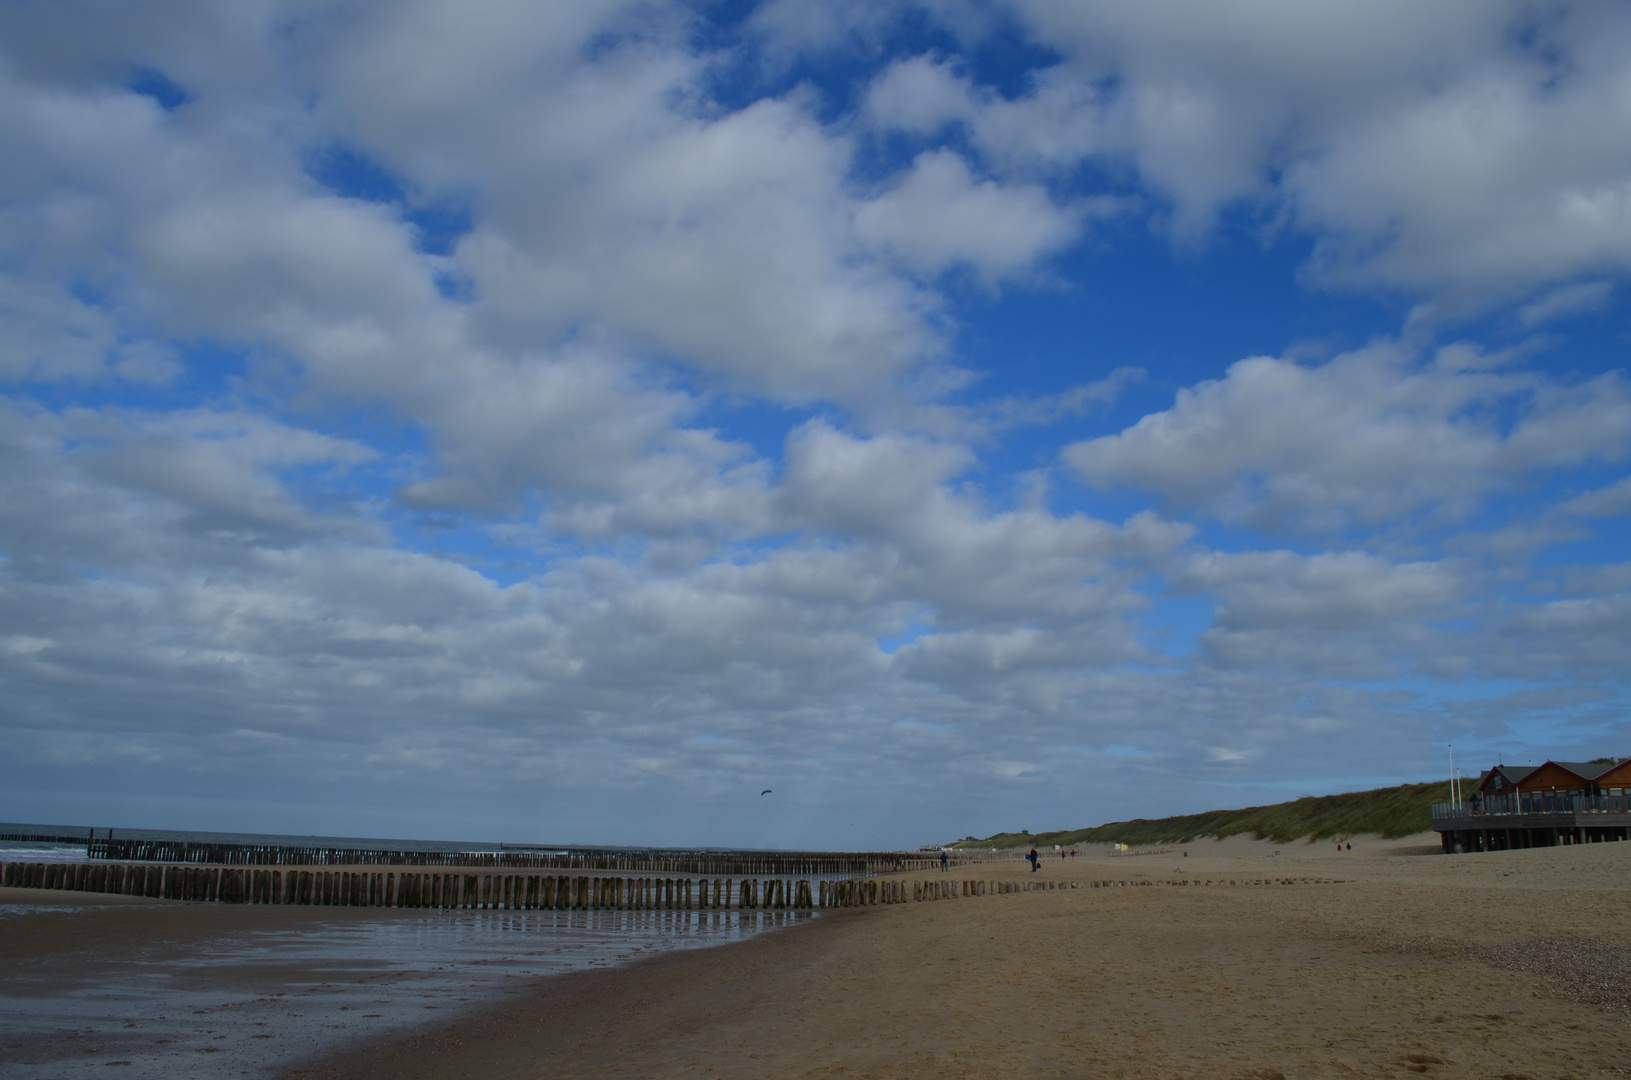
[0,902,806,1079]
[0,821,533,860]
[0,825,816,1078]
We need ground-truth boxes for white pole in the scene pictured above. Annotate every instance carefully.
[1449,744,1458,805]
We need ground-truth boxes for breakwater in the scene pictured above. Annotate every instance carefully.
[2,862,816,909]
[83,836,937,876]
[820,877,1084,905]
[0,829,91,844]
[3,861,1344,909]
[817,874,1345,905]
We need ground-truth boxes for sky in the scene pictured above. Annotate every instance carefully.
[1,1,1629,851]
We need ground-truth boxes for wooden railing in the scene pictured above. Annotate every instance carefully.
[1432,795,1631,820]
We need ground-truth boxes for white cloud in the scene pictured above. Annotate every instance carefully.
[866,53,975,135]
[854,149,1083,282]
[1064,340,1631,534]
[1518,281,1613,327]
[1177,549,1470,678]
[912,1,1631,300]
[310,4,947,405]
[1562,475,1631,518]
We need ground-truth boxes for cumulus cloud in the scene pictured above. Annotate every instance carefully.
[1176,549,1471,679]
[861,1,1631,302]
[1064,340,1631,534]
[854,149,1083,282]
[308,4,947,404]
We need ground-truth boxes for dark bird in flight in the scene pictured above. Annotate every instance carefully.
[761,789,772,795]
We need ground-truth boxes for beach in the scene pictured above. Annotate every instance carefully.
[280,835,1631,1079]
[6,836,1631,1079]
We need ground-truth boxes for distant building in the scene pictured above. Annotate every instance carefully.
[1433,758,1631,852]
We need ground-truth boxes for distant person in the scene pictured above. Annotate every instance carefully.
[1027,847,1039,872]
[1346,842,1351,851]
[940,850,949,872]
[1060,850,1065,861]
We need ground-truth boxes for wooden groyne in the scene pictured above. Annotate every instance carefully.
[2,862,1345,910]
[1,862,816,909]
[816,875,1346,906]
[82,837,939,876]
[1,830,91,845]
[818,877,1085,905]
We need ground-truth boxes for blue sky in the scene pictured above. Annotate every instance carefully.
[1,1,1628,849]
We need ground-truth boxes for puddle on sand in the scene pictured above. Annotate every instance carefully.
[0,906,806,1079]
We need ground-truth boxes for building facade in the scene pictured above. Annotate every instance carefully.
[1432,758,1631,853]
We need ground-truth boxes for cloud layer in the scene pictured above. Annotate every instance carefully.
[0,1,1627,847]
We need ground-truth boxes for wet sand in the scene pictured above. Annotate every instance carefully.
[280,834,1631,1079]
[0,887,795,1079]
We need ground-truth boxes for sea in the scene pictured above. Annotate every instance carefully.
[0,821,575,861]
[0,824,815,1079]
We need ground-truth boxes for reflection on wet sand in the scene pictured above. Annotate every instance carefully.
[0,896,805,1080]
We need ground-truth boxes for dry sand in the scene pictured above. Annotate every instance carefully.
[278,833,1631,1079]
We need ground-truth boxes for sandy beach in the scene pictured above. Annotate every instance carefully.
[270,834,1631,1079]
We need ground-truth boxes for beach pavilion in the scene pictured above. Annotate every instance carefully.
[1432,758,1631,853]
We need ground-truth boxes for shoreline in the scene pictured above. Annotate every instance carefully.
[280,907,844,1080]
[0,890,801,1080]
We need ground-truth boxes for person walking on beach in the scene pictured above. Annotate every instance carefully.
[1027,847,1039,872]
[940,850,949,872]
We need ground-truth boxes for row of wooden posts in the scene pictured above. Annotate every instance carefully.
[0,831,87,845]
[5,862,1084,910]
[0,863,1342,910]
[1,862,817,910]
[819,875,1345,905]
[83,837,936,876]
[821,877,1085,905]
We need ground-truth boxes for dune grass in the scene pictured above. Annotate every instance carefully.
[954,781,1453,849]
